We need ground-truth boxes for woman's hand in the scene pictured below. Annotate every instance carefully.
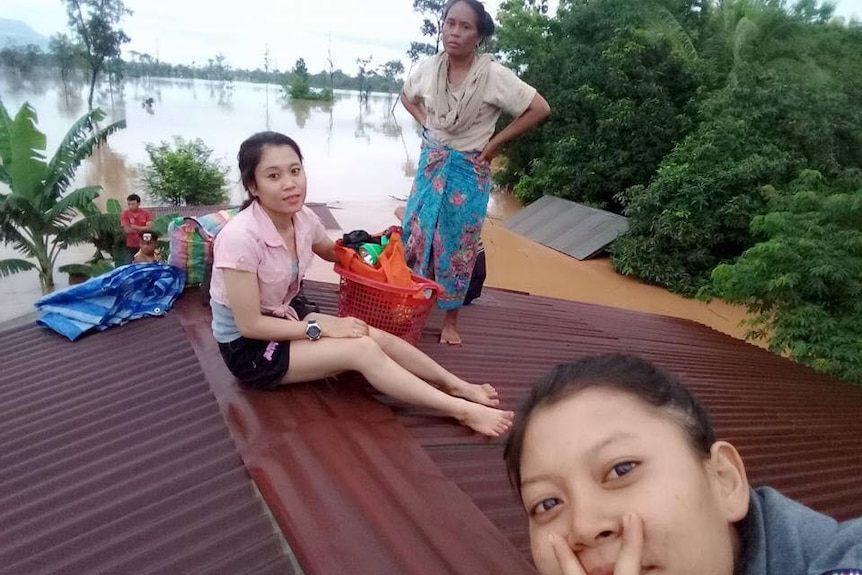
[317,316,369,339]
[478,140,500,164]
[549,513,644,575]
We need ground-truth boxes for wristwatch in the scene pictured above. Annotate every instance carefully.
[305,319,322,341]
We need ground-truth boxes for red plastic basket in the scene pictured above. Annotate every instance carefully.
[334,263,442,345]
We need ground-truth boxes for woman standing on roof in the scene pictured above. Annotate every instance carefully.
[208,131,514,437]
[400,0,550,345]
[504,353,862,575]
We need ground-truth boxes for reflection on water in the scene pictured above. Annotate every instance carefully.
[1,71,428,206]
[0,70,523,322]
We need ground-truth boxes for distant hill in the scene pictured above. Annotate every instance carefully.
[0,18,50,51]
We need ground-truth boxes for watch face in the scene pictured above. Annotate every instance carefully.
[306,322,322,340]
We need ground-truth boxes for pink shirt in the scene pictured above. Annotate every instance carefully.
[210,201,326,320]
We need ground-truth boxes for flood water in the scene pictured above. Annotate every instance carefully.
[0,71,522,322]
[1,72,425,207]
[1,72,754,343]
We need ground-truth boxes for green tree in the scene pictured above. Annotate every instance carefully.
[49,33,81,89]
[709,172,862,385]
[356,56,374,100]
[63,0,133,109]
[496,0,703,210]
[139,137,229,206]
[409,0,445,61]
[0,45,48,74]
[0,100,126,292]
[206,53,231,81]
[379,59,405,93]
[611,16,862,295]
[289,58,312,99]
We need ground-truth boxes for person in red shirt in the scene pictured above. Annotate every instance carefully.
[120,194,153,263]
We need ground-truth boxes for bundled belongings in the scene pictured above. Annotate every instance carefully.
[333,227,442,344]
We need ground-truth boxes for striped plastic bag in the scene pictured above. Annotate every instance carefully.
[167,208,239,286]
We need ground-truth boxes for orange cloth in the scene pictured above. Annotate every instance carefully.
[334,227,415,288]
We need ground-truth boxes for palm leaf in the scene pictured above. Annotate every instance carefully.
[43,109,126,201]
[57,208,119,247]
[0,194,43,239]
[0,98,13,185]
[732,16,759,68]
[0,220,37,256]
[641,6,699,64]
[6,103,47,201]
[58,260,114,277]
[105,198,122,214]
[47,185,102,222]
[0,258,37,278]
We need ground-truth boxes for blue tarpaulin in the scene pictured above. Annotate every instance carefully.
[35,263,186,340]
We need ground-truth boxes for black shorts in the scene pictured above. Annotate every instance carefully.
[217,337,291,390]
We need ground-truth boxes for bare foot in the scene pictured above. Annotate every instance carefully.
[457,403,514,437]
[440,323,462,345]
[446,380,500,407]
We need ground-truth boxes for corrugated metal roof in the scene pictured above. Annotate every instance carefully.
[0,314,299,575]
[386,288,862,562]
[177,281,862,574]
[504,195,629,259]
[8,278,860,574]
[175,292,536,575]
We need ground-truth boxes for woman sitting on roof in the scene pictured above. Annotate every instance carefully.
[504,353,862,575]
[208,131,514,437]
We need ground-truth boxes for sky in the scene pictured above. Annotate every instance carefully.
[3,0,505,74]
[5,0,862,75]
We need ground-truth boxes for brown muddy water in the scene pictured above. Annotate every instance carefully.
[0,72,755,345]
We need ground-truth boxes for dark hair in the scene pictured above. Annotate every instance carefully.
[127,193,141,203]
[444,0,496,47]
[237,131,304,210]
[503,353,715,497]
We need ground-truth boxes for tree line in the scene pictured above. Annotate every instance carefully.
[494,0,862,384]
[0,0,407,100]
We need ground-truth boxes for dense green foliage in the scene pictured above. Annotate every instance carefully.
[0,99,126,291]
[708,172,862,384]
[492,0,862,383]
[58,198,125,278]
[497,0,704,211]
[286,58,334,101]
[139,137,229,206]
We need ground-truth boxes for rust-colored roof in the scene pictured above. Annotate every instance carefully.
[383,289,862,561]
[176,281,862,573]
[6,279,861,574]
[0,314,298,574]
[176,291,535,575]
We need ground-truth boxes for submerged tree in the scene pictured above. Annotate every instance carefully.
[49,33,81,90]
[63,0,133,109]
[409,0,446,61]
[139,137,229,206]
[0,100,126,292]
[380,60,406,93]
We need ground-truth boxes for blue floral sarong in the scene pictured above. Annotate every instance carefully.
[401,137,491,310]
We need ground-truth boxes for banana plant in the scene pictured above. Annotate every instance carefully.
[58,197,127,279]
[59,199,178,279]
[0,98,126,292]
